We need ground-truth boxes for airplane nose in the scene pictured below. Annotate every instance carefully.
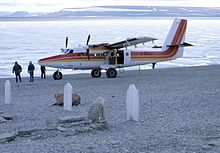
[38,58,46,65]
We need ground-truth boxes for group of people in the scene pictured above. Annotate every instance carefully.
[12,61,46,83]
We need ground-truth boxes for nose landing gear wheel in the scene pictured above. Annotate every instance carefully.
[53,71,63,80]
[106,68,117,78]
[91,69,101,78]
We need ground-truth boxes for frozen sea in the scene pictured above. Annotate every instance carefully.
[0,17,220,78]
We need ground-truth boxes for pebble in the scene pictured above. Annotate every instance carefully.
[0,132,16,143]
[208,139,220,147]
[0,116,7,123]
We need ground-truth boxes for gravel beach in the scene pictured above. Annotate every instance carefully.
[0,65,220,153]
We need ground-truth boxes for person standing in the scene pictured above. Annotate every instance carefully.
[40,65,46,79]
[28,61,35,82]
[152,62,156,69]
[12,61,22,83]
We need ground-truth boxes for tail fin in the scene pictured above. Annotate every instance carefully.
[162,18,187,58]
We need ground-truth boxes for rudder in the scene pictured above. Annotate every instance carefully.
[162,18,187,58]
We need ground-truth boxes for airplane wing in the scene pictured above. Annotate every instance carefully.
[90,43,109,48]
[106,37,157,49]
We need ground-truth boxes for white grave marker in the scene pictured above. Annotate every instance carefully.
[5,80,11,104]
[64,83,72,111]
[126,84,139,121]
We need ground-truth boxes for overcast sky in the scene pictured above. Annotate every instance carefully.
[1,0,220,12]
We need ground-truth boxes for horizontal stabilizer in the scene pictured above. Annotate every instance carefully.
[152,45,162,48]
[181,42,193,47]
[167,42,193,47]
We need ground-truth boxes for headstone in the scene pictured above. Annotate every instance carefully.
[64,83,72,111]
[87,97,106,122]
[5,80,11,104]
[126,84,139,121]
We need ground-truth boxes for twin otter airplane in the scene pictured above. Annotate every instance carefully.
[38,18,192,80]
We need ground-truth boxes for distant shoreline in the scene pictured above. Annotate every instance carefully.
[0,16,220,22]
[1,5,220,21]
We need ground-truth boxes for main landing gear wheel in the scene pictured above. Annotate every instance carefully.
[91,69,101,78]
[53,71,63,80]
[106,68,117,78]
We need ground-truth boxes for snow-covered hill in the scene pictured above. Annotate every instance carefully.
[1,6,220,18]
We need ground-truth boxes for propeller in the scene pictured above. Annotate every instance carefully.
[86,34,91,60]
[61,36,69,54]
[65,36,68,48]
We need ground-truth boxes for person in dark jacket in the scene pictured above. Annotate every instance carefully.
[152,62,156,69]
[12,61,22,83]
[40,65,46,79]
[28,61,35,82]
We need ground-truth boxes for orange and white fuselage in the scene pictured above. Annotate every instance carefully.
[38,18,188,79]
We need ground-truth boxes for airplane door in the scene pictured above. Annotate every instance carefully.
[117,50,124,64]
[123,50,131,65]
